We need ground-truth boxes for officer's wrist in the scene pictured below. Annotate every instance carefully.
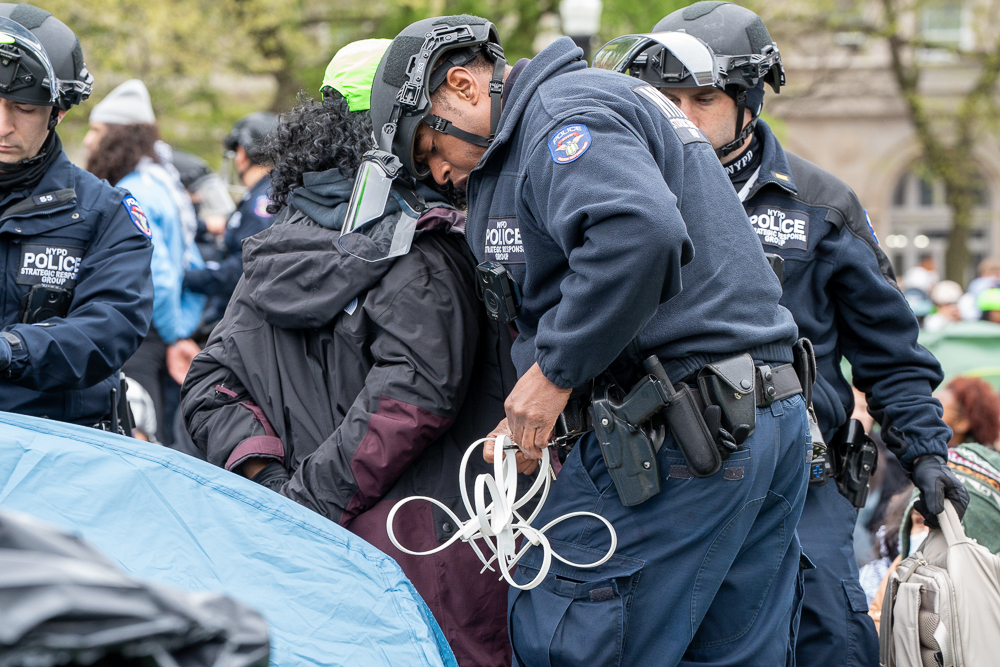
[0,331,23,375]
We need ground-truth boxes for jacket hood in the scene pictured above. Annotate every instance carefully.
[287,168,355,231]
[486,38,586,159]
[242,218,394,329]
[242,201,464,329]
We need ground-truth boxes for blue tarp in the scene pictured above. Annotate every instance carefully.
[0,412,458,667]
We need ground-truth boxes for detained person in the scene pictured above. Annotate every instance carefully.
[178,40,526,667]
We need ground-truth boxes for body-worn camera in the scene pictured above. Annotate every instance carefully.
[20,285,72,324]
[476,261,521,323]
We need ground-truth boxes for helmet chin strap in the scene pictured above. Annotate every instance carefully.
[715,88,756,159]
[424,46,507,150]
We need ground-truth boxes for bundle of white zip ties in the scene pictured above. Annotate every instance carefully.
[386,434,617,590]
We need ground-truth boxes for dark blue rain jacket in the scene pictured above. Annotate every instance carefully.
[465,38,798,387]
[744,121,948,466]
[0,149,153,424]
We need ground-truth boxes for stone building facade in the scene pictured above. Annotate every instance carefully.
[766,2,999,283]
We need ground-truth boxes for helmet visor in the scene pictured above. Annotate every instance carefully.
[593,32,718,88]
[192,174,236,217]
[339,150,420,262]
[0,17,59,105]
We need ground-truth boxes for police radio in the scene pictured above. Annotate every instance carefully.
[476,261,521,324]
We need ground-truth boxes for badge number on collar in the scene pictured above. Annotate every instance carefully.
[747,206,809,251]
[548,125,591,164]
[17,244,84,289]
[485,217,525,263]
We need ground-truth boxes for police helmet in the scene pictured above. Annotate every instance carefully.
[369,15,506,180]
[0,4,93,110]
[223,112,278,157]
[652,2,784,155]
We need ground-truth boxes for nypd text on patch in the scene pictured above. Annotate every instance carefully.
[485,217,525,263]
[747,206,809,251]
[632,84,709,145]
[16,244,84,289]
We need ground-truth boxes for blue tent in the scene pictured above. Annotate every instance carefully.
[0,412,457,667]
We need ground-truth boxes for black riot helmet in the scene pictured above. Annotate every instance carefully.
[223,111,278,159]
[369,15,507,180]
[593,1,783,158]
[654,2,783,156]
[0,4,93,112]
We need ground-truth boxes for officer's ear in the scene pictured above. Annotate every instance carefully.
[442,66,483,108]
[55,109,67,126]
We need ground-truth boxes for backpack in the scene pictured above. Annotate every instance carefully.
[879,500,1000,666]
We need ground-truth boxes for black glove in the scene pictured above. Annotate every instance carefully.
[911,455,970,527]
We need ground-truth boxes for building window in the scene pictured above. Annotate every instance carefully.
[921,1,973,50]
[887,166,993,283]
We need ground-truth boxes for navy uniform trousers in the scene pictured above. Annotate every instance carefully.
[796,482,880,666]
[509,395,810,666]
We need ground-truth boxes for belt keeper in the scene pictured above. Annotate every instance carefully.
[757,365,776,406]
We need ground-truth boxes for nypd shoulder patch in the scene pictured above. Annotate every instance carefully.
[548,124,591,164]
[865,209,879,245]
[122,195,152,239]
[253,194,273,219]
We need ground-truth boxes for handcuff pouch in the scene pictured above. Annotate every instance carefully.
[697,353,756,447]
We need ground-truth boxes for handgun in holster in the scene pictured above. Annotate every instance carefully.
[590,355,726,506]
[831,419,878,508]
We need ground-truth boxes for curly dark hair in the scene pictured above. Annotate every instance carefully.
[946,377,1000,446]
[257,91,372,214]
[85,123,160,186]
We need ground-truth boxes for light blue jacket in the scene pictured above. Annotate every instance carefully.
[118,159,204,343]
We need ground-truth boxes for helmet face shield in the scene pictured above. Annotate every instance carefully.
[594,31,783,93]
[339,149,421,262]
[0,17,59,106]
[593,32,717,87]
[341,151,400,235]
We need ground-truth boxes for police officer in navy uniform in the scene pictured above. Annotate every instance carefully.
[184,112,276,326]
[633,3,971,665]
[0,4,153,428]
[369,15,810,665]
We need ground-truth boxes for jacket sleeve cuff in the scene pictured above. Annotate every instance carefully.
[225,435,286,472]
[536,351,579,390]
[2,329,28,379]
[898,437,948,469]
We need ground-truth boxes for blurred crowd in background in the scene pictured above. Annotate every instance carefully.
[902,255,1000,330]
[73,77,280,446]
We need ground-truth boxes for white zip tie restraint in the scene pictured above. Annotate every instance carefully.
[386,434,617,590]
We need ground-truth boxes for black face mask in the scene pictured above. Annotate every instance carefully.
[0,129,61,195]
[724,126,761,190]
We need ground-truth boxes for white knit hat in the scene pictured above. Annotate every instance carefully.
[89,79,156,125]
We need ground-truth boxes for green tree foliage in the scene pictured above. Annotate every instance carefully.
[37,0,690,165]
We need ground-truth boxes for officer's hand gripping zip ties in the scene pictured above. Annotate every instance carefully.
[386,434,617,591]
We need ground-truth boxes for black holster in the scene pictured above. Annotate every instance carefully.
[591,382,662,507]
[589,355,733,506]
[831,419,878,508]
